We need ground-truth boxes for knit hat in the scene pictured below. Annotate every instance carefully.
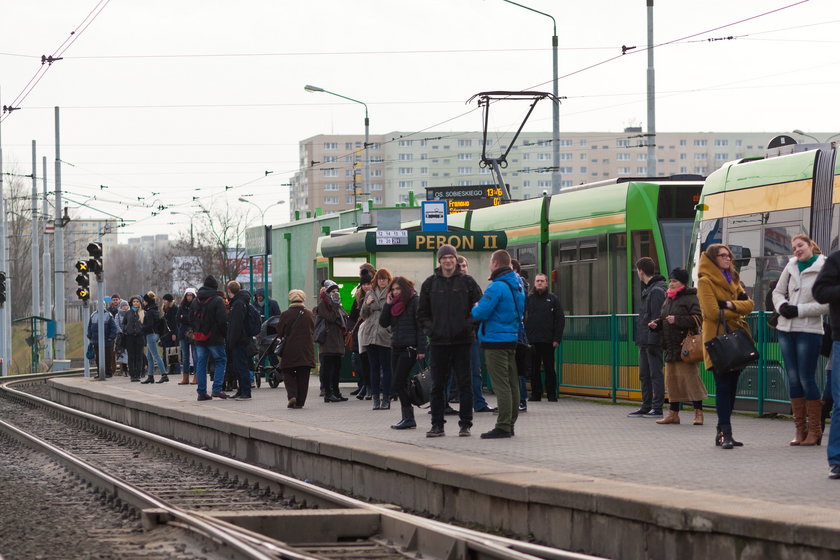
[184,287,197,296]
[437,244,457,261]
[669,268,690,285]
[323,279,339,293]
[162,293,174,302]
[359,270,373,285]
[288,289,306,303]
[203,275,219,289]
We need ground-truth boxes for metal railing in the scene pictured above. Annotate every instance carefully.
[556,311,825,415]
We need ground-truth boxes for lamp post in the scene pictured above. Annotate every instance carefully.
[304,84,372,224]
[237,198,285,312]
[502,1,559,194]
[237,197,285,226]
[792,130,840,145]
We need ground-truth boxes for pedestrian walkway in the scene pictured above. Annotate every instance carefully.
[66,374,838,509]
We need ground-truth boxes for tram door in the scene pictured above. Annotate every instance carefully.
[630,230,658,315]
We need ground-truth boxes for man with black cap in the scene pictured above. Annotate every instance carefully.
[191,275,229,401]
[418,244,483,437]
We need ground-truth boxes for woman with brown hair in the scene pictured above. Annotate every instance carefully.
[773,233,828,446]
[697,244,755,449]
[359,268,394,410]
[121,296,147,382]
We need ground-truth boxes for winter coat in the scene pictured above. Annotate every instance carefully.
[358,286,392,349]
[121,309,144,337]
[192,285,228,347]
[347,297,364,353]
[472,268,525,347]
[141,302,162,336]
[524,289,565,344]
[158,304,179,347]
[417,268,483,345]
[176,299,193,339]
[649,287,702,362]
[87,311,118,343]
[812,251,840,341]
[316,292,347,356]
[772,255,828,335]
[227,290,252,348]
[275,303,316,370]
[635,275,667,347]
[252,290,281,321]
[697,252,754,370]
[380,293,427,353]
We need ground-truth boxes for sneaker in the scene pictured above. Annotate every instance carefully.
[830,465,840,480]
[426,426,445,438]
[480,428,512,439]
[518,403,527,412]
[643,409,663,418]
[626,408,648,417]
[211,392,230,399]
[459,426,471,437]
[475,406,497,413]
[197,393,212,401]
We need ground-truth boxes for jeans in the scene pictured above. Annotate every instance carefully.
[778,330,822,400]
[485,348,519,432]
[829,343,840,466]
[638,345,665,411]
[470,340,489,410]
[195,344,227,395]
[429,344,473,429]
[713,368,742,427]
[230,344,250,397]
[180,339,195,375]
[367,344,393,397]
[145,333,168,377]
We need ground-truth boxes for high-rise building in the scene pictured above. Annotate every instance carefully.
[292,129,791,216]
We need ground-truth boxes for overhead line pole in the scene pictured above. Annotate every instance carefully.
[0,87,6,374]
[54,107,66,360]
[646,0,657,177]
[42,156,52,363]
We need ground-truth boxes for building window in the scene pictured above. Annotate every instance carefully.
[457,180,473,186]
[561,180,573,187]
[559,167,573,173]
[371,169,382,177]
[458,153,472,160]
[680,153,687,160]
[398,167,413,175]
[323,168,338,177]
[538,153,551,160]
[457,166,472,174]
[714,139,729,147]
[345,142,353,150]
[538,180,551,188]
[694,153,708,160]
[420,167,428,174]
[637,167,647,174]
[324,183,339,191]
[323,155,337,163]
[523,180,531,187]
[522,153,531,160]
[618,167,630,174]
[680,166,688,173]
[371,183,383,191]
[458,139,472,147]
[559,139,573,147]
[679,139,686,146]
[369,142,381,149]
[694,167,707,174]
[617,153,631,161]
[398,153,413,161]
[398,140,413,147]
[735,140,743,147]
[715,153,729,160]
[398,181,413,189]
[693,139,708,147]
[580,167,587,173]
[637,153,647,160]
[346,196,354,204]
[324,196,339,205]
[580,139,588,146]
[324,142,338,150]
[616,139,629,147]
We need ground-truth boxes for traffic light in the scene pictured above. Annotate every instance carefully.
[0,271,6,305]
[86,242,103,278]
[75,260,90,302]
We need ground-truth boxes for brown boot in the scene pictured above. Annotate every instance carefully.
[177,374,190,385]
[656,410,680,424]
[801,400,823,446]
[789,397,807,446]
[693,409,704,425]
[190,374,197,385]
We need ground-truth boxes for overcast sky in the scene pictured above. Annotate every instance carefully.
[1,0,837,241]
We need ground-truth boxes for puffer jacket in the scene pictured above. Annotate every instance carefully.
[379,293,427,353]
[772,255,828,335]
[697,252,754,370]
[635,275,666,346]
[650,287,702,362]
[471,268,525,346]
[358,286,391,349]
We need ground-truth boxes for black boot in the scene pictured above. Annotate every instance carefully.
[380,397,390,410]
[140,376,154,384]
[156,375,169,383]
[356,386,368,400]
[720,425,735,450]
[391,418,417,430]
[372,394,381,410]
[350,386,361,396]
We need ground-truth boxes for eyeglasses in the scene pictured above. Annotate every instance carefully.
[717,253,732,259]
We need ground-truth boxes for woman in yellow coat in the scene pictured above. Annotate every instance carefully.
[697,243,755,449]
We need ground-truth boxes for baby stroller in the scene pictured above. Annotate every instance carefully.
[255,315,283,388]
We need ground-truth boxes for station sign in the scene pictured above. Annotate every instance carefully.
[421,200,448,232]
[425,185,505,214]
[364,231,507,253]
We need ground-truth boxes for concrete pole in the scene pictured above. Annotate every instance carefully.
[646,0,657,177]
[551,31,560,194]
[54,107,66,359]
[42,156,52,362]
[363,114,372,225]
[31,141,40,320]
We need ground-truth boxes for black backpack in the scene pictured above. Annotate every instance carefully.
[190,296,214,342]
[245,304,261,337]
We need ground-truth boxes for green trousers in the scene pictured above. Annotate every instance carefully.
[484,348,518,432]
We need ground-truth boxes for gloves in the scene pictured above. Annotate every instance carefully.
[737,292,749,301]
[717,300,729,309]
[778,303,799,319]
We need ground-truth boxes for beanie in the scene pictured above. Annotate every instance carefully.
[162,293,174,302]
[669,268,690,285]
[184,287,197,296]
[323,279,339,293]
[203,275,219,289]
[288,289,306,303]
[437,244,457,261]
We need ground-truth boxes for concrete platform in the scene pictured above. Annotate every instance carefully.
[48,374,840,560]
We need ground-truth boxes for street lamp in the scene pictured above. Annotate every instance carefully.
[304,84,372,225]
[792,130,840,144]
[502,1,559,194]
[238,197,286,226]
[170,209,210,247]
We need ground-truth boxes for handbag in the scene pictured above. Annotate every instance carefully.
[680,316,704,363]
[704,310,759,373]
[344,319,361,350]
[85,343,96,361]
[408,360,433,407]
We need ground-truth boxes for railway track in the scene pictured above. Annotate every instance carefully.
[1,373,602,560]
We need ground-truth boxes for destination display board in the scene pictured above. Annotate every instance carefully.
[425,185,505,213]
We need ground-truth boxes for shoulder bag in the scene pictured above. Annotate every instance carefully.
[704,310,759,373]
[408,358,433,407]
[680,316,704,363]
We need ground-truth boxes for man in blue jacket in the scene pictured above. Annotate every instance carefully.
[471,249,525,439]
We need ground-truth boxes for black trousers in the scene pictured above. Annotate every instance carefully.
[391,346,416,421]
[429,344,472,429]
[530,342,557,399]
[125,334,146,379]
[320,354,342,397]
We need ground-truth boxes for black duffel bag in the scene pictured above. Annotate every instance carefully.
[704,310,759,373]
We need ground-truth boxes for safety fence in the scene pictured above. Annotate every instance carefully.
[557,312,827,415]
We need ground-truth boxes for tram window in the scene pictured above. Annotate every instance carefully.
[579,241,597,261]
[727,228,760,296]
[660,220,694,270]
[658,185,702,219]
[559,243,576,262]
[764,225,800,256]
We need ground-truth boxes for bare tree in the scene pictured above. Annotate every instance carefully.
[5,174,34,321]
[191,202,253,284]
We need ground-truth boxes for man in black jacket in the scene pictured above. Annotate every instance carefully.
[418,244,483,437]
[525,273,565,402]
[192,275,229,401]
[629,257,667,418]
[226,281,253,401]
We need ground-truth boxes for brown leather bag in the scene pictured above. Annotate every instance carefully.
[680,316,704,363]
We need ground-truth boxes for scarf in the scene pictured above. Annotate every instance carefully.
[797,254,819,273]
[666,285,685,300]
[390,291,412,317]
[722,269,732,284]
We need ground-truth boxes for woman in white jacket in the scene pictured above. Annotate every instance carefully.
[773,234,829,446]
